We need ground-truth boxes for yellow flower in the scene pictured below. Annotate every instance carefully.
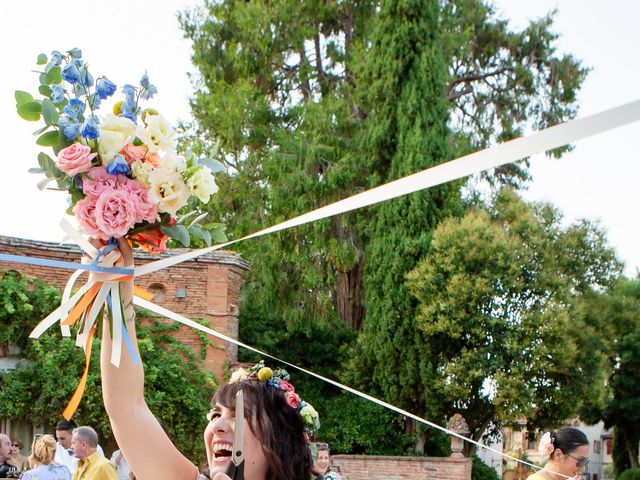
[258,367,273,382]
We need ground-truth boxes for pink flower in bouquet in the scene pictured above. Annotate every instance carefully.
[73,197,101,238]
[145,151,160,167]
[82,166,121,198]
[285,391,300,409]
[121,178,157,223]
[94,189,139,239]
[56,143,96,176]
[121,143,148,164]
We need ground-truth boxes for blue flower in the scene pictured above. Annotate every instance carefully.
[106,154,131,175]
[63,98,85,120]
[50,50,63,66]
[51,85,65,104]
[80,115,100,140]
[80,68,94,88]
[88,93,101,110]
[96,77,117,100]
[122,84,136,104]
[118,112,137,123]
[139,72,157,100]
[58,117,80,141]
[61,63,81,84]
[68,48,82,59]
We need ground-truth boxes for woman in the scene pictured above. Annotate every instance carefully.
[20,435,70,480]
[528,427,589,480]
[9,439,29,473]
[314,444,342,480]
[101,239,316,480]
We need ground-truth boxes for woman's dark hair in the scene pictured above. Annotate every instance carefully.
[214,380,313,480]
[551,427,588,454]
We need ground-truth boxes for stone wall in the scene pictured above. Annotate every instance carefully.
[0,235,249,378]
[331,454,472,480]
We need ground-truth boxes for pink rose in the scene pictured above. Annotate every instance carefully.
[121,143,148,164]
[285,391,300,409]
[280,380,294,393]
[82,167,124,198]
[121,178,157,223]
[94,189,139,239]
[56,143,96,176]
[73,197,101,238]
[145,151,160,167]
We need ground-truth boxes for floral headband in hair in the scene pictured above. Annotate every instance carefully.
[538,432,555,459]
[227,361,321,435]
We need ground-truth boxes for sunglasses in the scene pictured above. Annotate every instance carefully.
[11,443,20,447]
[566,452,590,468]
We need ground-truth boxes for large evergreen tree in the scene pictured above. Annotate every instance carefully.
[179,0,587,453]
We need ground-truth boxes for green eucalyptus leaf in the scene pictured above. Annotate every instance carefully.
[15,91,34,107]
[44,66,62,85]
[37,177,54,191]
[189,212,208,227]
[38,85,53,97]
[17,101,42,121]
[32,125,50,136]
[188,225,212,246]
[37,53,48,65]
[177,211,198,225]
[28,167,45,174]
[37,152,58,175]
[198,158,226,174]
[161,224,190,247]
[41,99,59,125]
[36,130,60,147]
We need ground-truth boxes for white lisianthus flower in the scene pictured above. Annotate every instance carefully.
[186,166,218,203]
[158,151,187,173]
[98,114,136,164]
[130,160,155,187]
[136,114,175,153]
[229,368,249,383]
[147,168,191,216]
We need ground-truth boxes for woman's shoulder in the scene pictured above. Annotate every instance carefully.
[526,473,546,480]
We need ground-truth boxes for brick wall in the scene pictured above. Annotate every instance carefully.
[331,454,472,480]
[0,235,249,379]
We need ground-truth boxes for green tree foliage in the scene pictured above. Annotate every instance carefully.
[0,271,61,350]
[0,273,216,461]
[580,277,640,475]
[405,190,622,455]
[619,468,640,480]
[179,0,587,454]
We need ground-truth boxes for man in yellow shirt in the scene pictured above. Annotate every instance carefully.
[71,426,117,480]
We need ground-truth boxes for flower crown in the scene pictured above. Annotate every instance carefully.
[228,361,320,435]
[537,431,556,459]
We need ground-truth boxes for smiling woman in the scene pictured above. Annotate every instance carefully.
[527,428,590,480]
[100,239,316,480]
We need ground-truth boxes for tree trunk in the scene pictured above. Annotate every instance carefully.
[335,252,365,330]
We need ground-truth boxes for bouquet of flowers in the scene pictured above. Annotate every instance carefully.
[15,47,226,252]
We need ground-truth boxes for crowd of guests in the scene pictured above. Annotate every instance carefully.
[0,420,129,480]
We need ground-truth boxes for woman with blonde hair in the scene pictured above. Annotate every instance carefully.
[20,435,70,480]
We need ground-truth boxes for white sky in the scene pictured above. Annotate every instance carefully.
[0,1,638,275]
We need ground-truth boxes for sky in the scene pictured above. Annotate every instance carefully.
[0,1,638,275]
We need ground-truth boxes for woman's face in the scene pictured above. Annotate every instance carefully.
[204,402,268,480]
[316,450,330,474]
[553,444,590,478]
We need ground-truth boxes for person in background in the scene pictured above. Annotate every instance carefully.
[54,420,105,476]
[109,448,130,480]
[527,427,590,480]
[0,434,18,478]
[8,438,29,472]
[314,443,342,480]
[20,434,70,480]
[70,426,116,480]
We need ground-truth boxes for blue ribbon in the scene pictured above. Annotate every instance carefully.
[121,321,140,365]
[0,253,133,276]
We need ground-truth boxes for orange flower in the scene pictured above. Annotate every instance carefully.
[130,228,169,254]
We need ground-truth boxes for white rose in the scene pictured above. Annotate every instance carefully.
[186,166,219,203]
[136,114,175,153]
[147,168,191,216]
[229,368,249,383]
[98,114,136,164]
[130,160,155,187]
[158,151,187,173]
